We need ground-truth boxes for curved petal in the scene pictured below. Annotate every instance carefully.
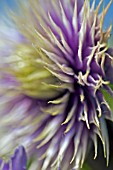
[105,48,113,83]
[0,146,27,170]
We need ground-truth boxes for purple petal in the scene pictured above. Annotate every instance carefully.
[11,146,27,170]
[105,48,113,83]
[2,163,9,170]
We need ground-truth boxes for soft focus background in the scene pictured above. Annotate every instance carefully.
[0,0,113,44]
[90,0,113,45]
[0,0,113,40]
[0,0,113,27]
[0,0,113,170]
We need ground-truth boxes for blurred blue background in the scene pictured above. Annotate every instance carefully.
[0,0,113,43]
[90,0,113,29]
[0,0,113,28]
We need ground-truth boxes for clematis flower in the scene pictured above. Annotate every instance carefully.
[0,146,27,170]
[0,0,113,169]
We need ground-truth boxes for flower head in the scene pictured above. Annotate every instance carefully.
[0,0,113,169]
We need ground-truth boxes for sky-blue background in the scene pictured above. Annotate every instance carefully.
[0,0,113,27]
[90,0,113,30]
[0,0,113,39]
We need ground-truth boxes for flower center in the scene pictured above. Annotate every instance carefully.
[9,44,63,99]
